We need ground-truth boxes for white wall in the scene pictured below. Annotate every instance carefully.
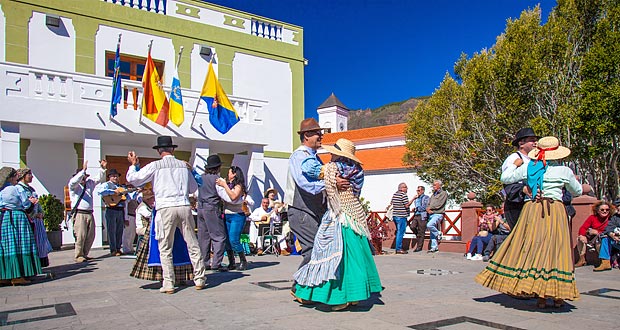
[29,12,75,72]
[232,53,292,153]
[27,140,77,201]
[0,4,5,61]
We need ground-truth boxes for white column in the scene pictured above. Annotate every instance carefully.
[85,131,104,249]
[246,145,265,199]
[0,122,21,168]
[191,140,210,175]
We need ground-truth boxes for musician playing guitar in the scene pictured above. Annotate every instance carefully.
[95,168,126,256]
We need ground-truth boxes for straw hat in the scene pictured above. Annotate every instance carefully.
[0,167,16,186]
[322,138,362,164]
[527,136,571,161]
[16,167,32,181]
[264,187,278,198]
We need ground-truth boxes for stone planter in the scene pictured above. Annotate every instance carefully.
[47,230,62,250]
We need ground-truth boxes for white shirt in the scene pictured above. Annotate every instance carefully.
[135,202,152,236]
[68,169,105,211]
[501,151,531,172]
[249,206,269,223]
[126,155,198,210]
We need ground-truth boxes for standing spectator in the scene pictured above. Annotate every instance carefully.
[409,186,430,252]
[96,168,125,256]
[594,203,620,271]
[477,136,582,308]
[426,180,448,253]
[68,160,106,262]
[0,167,41,285]
[502,128,539,229]
[122,187,140,255]
[126,136,206,294]
[575,201,612,267]
[16,168,52,267]
[196,155,228,272]
[390,183,412,254]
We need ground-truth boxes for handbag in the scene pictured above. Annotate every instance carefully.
[385,204,393,221]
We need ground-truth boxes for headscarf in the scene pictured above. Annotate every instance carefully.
[527,160,546,200]
[335,158,364,197]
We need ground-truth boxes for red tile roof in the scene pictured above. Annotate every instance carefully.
[322,123,406,144]
[319,145,409,171]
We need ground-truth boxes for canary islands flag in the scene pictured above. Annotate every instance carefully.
[169,69,184,126]
[142,51,169,127]
[199,62,239,134]
[110,37,122,118]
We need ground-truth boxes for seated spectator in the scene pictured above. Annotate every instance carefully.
[467,205,503,261]
[482,218,511,262]
[575,201,612,267]
[593,201,620,271]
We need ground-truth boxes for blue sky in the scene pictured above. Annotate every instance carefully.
[206,0,557,119]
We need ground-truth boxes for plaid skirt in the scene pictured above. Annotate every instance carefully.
[130,224,193,283]
[475,200,579,300]
[0,210,42,279]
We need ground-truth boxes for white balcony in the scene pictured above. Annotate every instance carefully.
[0,62,269,145]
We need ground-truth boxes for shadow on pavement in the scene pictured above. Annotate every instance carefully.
[246,261,280,270]
[473,294,576,313]
[37,261,98,282]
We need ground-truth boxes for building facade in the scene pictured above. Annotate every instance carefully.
[0,0,305,247]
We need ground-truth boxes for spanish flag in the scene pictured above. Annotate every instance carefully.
[141,51,169,127]
[168,69,184,126]
[199,62,239,134]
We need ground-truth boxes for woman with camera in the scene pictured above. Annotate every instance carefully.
[575,201,613,267]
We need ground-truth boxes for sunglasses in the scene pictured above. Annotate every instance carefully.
[599,208,610,212]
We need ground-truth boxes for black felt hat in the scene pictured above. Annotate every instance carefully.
[511,128,540,147]
[107,168,121,178]
[152,136,178,149]
[204,155,222,169]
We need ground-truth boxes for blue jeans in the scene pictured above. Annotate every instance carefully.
[105,208,124,253]
[599,236,620,260]
[468,235,492,254]
[393,216,407,250]
[225,212,246,253]
[427,213,443,250]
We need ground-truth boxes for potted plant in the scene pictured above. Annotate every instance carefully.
[39,194,64,250]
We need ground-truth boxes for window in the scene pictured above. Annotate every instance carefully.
[105,52,165,82]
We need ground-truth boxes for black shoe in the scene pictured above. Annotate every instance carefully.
[395,250,409,254]
[482,255,490,262]
[238,252,248,271]
[413,248,422,252]
[216,266,229,272]
[205,265,212,271]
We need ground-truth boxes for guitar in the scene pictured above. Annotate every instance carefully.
[102,187,138,208]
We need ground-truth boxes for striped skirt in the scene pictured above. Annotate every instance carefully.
[32,218,52,267]
[0,210,42,279]
[130,223,193,283]
[475,200,579,300]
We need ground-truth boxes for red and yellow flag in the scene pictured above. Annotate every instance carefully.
[142,51,169,127]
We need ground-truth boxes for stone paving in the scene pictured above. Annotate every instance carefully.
[0,247,618,329]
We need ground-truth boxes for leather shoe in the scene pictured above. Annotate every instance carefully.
[75,257,86,263]
[413,248,422,252]
[395,250,409,254]
[290,290,314,305]
[280,249,290,256]
[194,278,206,290]
[159,287,175,294]
[11,278,31,286]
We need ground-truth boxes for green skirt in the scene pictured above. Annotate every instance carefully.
[295,225,383,305]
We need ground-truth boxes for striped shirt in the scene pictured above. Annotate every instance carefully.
[391,191,410,218]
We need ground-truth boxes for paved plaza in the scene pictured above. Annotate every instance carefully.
[0,247,618,329]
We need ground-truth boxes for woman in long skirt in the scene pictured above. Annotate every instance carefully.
[0,167,41,285]
[130,190,193,284]
[475,136,583,308]
[293,138,382,311]
[16,168,52,268]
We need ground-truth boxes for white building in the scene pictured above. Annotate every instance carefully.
[0,0,305,247]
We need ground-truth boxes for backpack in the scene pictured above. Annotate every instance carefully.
[503,153,526,203]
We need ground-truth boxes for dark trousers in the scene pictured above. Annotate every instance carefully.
[503,201,524,229]
[409,214,427,250]
[198,206,227,268]
[483,234,508,256]
[105,208,124,253]
[287,207,321,269]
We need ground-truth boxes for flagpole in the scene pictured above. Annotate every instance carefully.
[139,40,154,125]
[190,56,214,128]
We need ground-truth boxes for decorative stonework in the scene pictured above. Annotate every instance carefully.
[175,3,200,19]
[223,15,245,29]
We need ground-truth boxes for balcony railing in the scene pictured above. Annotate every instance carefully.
[102,0,167,14]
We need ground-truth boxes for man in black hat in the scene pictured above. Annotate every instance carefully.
[126,136,206,293]
[195,154,230,272]
[501,127,540,228]
[96,167,125,256]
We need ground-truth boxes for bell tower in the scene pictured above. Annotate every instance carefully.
[317,93,349,133]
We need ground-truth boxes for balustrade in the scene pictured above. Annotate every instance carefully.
[101,0,167,14]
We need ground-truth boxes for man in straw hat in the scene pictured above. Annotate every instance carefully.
[502,127,540,229]
[285,119,349,299]
[126,136,206,293]
[477,136,583,308]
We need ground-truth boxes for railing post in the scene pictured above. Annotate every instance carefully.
[460,192,482,246]
[570,189,598,249]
